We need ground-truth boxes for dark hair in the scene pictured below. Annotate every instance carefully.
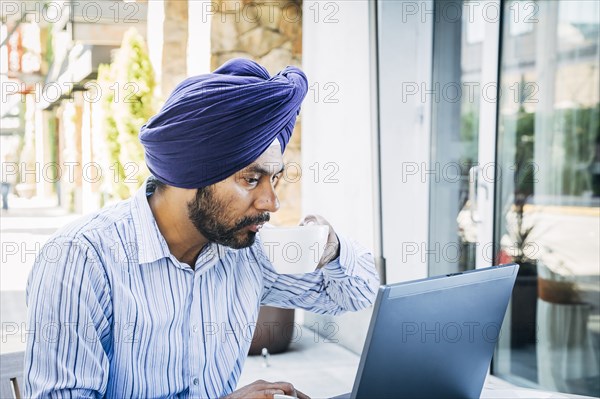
[149,177,167,193]
[150,176,211,197]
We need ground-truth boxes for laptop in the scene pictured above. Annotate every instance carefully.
[332,263,519,399]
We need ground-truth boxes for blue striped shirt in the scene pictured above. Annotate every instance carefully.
[24,179,379,398]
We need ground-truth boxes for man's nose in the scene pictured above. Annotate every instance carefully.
[255,181,280,213]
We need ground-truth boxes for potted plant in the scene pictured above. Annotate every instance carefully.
[507,194,538,348]
[497,104,539,349]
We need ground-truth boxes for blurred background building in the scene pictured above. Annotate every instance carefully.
[1,0,598,396]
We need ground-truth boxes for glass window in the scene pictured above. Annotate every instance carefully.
[429,0,486,276]
[493,1,600,396]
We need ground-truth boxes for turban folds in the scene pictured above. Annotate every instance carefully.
[139,58,308,189]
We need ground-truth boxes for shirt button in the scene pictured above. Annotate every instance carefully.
[193,377,199,386]
[193,324,198,333]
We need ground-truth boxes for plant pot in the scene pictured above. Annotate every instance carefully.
[248,306,295,356]
[511,261,538,348]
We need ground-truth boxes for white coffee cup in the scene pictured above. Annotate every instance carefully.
[258,224,330,274]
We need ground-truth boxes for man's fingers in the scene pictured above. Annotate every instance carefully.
[262,388,285,397]
[243,380,308,399]
[273,381,296,395]
[299,214,318,226]
[226,380,307,399]
[295,388,311,399]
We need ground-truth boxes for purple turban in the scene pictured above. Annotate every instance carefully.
[139,58,308,189]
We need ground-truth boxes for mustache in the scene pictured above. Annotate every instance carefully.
[235,213,271,230]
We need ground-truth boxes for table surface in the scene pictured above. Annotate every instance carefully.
[238,330,597,398]
[482,376,596,398]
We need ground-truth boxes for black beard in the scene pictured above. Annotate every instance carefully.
[187,187,270,249]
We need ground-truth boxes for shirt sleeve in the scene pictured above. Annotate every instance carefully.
[257,234,380,315]
[24,236,112,398]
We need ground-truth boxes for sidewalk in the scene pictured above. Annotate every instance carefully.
[1,195,80,291]
[1,195,80,354]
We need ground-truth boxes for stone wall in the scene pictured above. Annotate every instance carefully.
[162,0,189,97]
[211,0,303,226]
[146,0,189,100]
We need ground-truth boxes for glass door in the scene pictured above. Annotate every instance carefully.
[493,1,600,396]
[429,0,500,275]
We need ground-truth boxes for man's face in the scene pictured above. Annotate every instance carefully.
[187,143,284,249]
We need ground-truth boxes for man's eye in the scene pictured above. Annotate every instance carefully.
[272,174,283,187]
[245,177,259,185]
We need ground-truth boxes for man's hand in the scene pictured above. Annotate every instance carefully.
[223,380,310,399]
[300,214,340,269]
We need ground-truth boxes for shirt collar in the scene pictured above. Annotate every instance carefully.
[130,177,172,264]
[130,177,231,268]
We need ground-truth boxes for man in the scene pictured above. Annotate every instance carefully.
[24,59,379,398]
